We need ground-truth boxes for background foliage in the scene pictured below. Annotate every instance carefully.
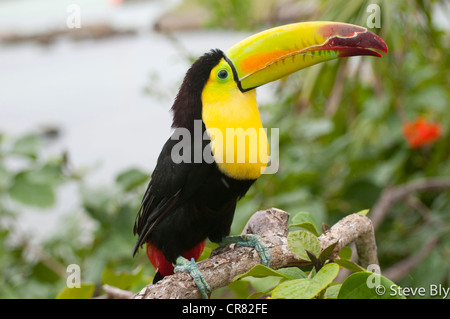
[0,0,449,298]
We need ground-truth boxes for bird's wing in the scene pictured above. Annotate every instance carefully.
[132,137,213,256]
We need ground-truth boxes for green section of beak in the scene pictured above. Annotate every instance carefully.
[225,21,388,91]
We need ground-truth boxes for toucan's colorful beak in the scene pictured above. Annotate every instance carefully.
[225,21,388,92]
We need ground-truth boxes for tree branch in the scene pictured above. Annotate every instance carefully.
[370,178,450,229]
[130,208,378,299]
[101,284,134,299]
[382,236,439,282]
[318,213,379,269]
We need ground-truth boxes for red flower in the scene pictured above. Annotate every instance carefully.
[402,117,442,149]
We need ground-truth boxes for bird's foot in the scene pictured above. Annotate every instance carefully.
[220,234,271,267]
[173,256,210,299]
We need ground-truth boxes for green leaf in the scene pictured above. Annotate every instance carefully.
[318,241,338,264]
[276,267,308,280]
[198,246,212,261]
[289,211,320,236]
[248,291,267,299]
[115,168,148,191]
[338,272,405,299]
[324,283,341,299]
[26,163,62,185]
[357,209,370,216]
[81,186,118,222]
[11,134,41,159]
[234,264,304,281]
[56,284,95,299]
[9,172,55,207]
[338,247,352,260]
[272,263,340,299]
[102,267,143,290]
[306,250,319,268]
[287,230,321,261]
[226,280,250,299]
[243,276,282,295]
[0,166,11,190]
[334,258,365,273]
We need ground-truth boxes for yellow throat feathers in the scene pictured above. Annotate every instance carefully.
[201,62,269,180]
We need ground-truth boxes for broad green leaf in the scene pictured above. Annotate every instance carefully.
[11,134,41,159]
[81,186,118,222]
[314,263,339,286]
[289,211,320,236]
[272,263,339,299]
[32,261,60,284]
[276,267,308,280]
[0,166,11,189]
[295,118,334,141]
[248,281,281,299]
[324,283,342,299]
[248,291,267,299]
[243,276,282,294]
[290,211,318,227]
[334,258,365,273]
[338,247,352,260]
[25,163,62,185]
[287,230,321,261]
[115,168,148,191]
[9,172,55,207]
[226,280,250,299]
[56,284,95,299]
[234,264,304,281]
[338,272,405,299]
[198,246,212,261]
[102,267,143,290]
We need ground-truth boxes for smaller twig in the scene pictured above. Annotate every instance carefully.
[371,178,450,229]
[382,237,439,282]
[404,196,432,223]
[102,284,134,299]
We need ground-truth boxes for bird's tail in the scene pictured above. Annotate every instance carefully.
[146,240,206,278]
[152,271,165,284]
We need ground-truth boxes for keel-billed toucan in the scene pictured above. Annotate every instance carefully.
[133,21,387,298]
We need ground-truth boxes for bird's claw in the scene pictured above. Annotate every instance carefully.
[173,235,270,299]
[221,234,271,267]
[174,256,210,299]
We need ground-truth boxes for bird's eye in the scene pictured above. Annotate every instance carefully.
[217,69,229,80]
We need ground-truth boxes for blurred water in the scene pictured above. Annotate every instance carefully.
[0,0,254,184]
[0,0,260,239]
[0,0,177,33]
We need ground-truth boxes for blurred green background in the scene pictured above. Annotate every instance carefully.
[0,0,449,298]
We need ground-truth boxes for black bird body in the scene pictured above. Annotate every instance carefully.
[133,50,255,281]
[134,135,254,262]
